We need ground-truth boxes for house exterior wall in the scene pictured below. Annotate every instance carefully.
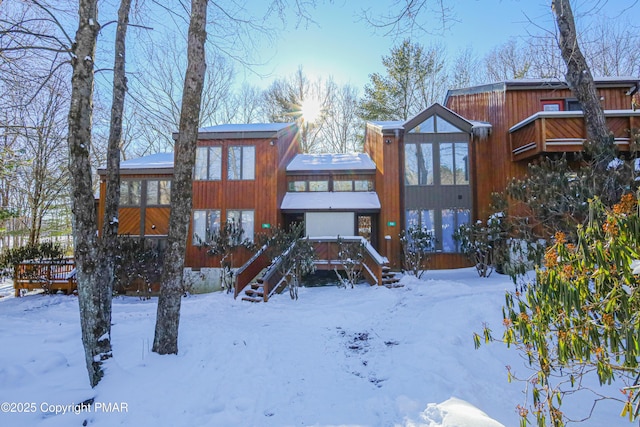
[445,82,638,220]
[364,125,404,269]
[187,130,298,269]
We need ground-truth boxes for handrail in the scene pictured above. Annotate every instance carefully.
[234,244,270,298]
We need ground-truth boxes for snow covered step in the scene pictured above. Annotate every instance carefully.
[241,296,263,303]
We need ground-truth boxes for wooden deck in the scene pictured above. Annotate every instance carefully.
[510,110,640,161]
[13,258,76,297]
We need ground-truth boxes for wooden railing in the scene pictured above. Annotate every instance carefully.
[510,110,640,161]
[234,237,390,301]
[13,258,76,297]
[309,237,387,286]
[233,245,270,298]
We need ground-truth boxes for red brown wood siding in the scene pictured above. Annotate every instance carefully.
[364,125,402,269]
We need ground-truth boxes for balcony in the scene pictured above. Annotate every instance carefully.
[509,110,640,161]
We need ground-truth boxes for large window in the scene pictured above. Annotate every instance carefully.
[228,146,255,180]
[405,143,434,185]
[146,180,171,206]
[441,209,470,252]
[195,146,222,180]
[439,142,468,185]
[192,210,220,245]
[227,210,254,242]
[120,180,141,206]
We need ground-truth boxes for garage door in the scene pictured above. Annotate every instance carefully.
[305,212,355,237]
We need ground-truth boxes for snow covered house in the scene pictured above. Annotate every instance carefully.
[96,76,640,293]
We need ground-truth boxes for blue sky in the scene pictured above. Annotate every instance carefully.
[240,0,637,90]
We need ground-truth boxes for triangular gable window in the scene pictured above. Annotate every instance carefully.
[408,116,435,133]
[435,115,464,133]
[408,115,465,133]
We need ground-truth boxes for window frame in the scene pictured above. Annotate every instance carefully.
[228,145,256,181]
[119,180,142,206]
[226,209,255,242]
[195,146,222,181]
[145,179,172,206]
[192,209,221,246]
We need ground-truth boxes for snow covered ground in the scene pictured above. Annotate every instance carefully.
[0,269,628,426]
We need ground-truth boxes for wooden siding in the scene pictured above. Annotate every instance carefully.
[144,208,170,235]
[364,124,402,269]
[186,129,298,268]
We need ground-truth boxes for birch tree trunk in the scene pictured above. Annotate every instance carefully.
[153,0,208,355]
[67,0,108,388]
[67,0,131,387]
[552,0,613,170]
[99,0,132,338]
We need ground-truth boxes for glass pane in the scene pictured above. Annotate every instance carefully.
[436,115,464,133]
[228,147,241,180]
[441,209,456,252]
[405,209,419,229]
[207,210,221,239]
[420,210,435,235]
[309,181,328,191]
[227,210,240,225]
[146,180,158,205]
[404,144,418,185]
[159,180,171,205]
[119,181,129,205]
[439,143,454,185]
[418,144,434,185]
[409,116,435,133]
[129,181,141,205]
[333,180,352,191]
[192,210,206,245]
[209,147,222,180]
[242,210,254,242]
[354,180,372,191]
[457,209,470,228]
[195,147,208,180]
[454,142,469,185]
[242,146,255,180]
[289,181,307,192]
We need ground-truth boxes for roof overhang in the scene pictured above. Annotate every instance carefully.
[280,192,381,212]
[172,123,298,140]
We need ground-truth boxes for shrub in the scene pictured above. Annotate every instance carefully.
[0,241,66,271]
[476,193,640,426]
[454,212,507,278]
[399,226,435,279]
[334,236,367,288]
[113,237,164,298]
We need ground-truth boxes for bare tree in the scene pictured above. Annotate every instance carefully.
[449,46,484,89]
[153,0,208,355]
[484,39,532,81]
[323,81,362,153]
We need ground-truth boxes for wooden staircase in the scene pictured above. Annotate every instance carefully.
[234,237,403,303]
[242,279,265,303]
[381,265,402,288]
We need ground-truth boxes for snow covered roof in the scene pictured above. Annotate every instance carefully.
[280,191,381,211]
[199,123,294,133]
[189,122,298,140]
[97,152,174,175]
[286,153,376,173]
[368,121,404,131]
